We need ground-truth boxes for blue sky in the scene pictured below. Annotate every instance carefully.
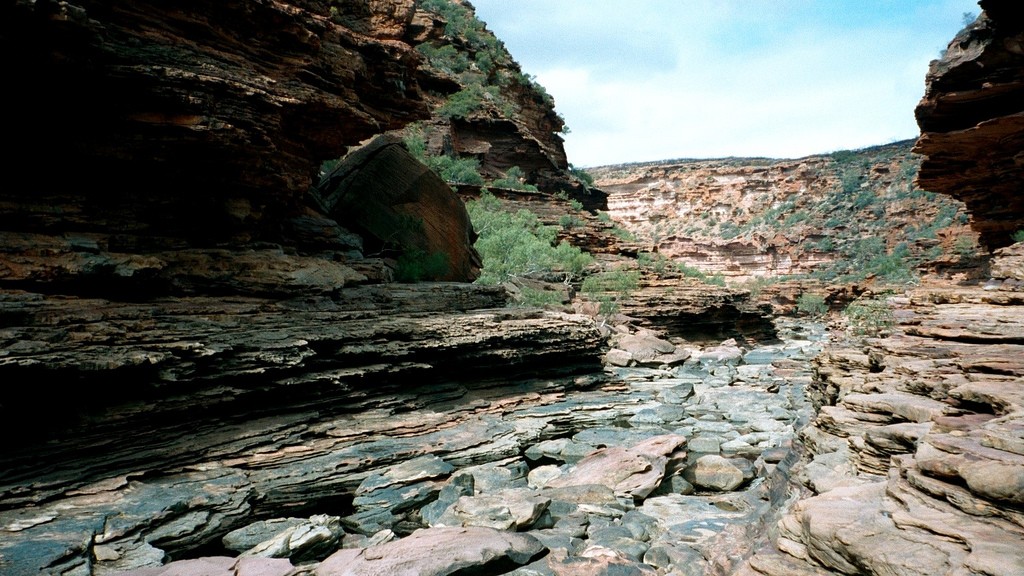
[469,0,981,167]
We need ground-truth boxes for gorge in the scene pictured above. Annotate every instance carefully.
[1,1,1022,576]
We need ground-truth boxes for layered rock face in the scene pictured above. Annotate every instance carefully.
[0,1,614,573]
[2,0,431,246]
[914,2,1024,250]
[741,265,1024,576]
[592,142,974,282]
[739,4,1024,573]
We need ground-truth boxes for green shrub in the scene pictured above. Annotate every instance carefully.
[844,296,895,337]
[952,236,977,259]
[581,268,640,294]
[395,249,449,282]
[416,43,471,76]
[569,164,595,188]
[467,191,593,285]
[427,155,485,185]
[782,210,810,227]
[517,285,567,307]
[558,214,584,229]
[796,293,828,317]
[677,263,725,286]
[1013,229,1024,243]
[490,166,538,192]
[610,226,636,241]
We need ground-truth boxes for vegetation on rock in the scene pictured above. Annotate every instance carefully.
[466,190,593,292]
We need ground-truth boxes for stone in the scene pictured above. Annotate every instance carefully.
[223,519,308,554]
[240,515,343,563]
[314,526,547,576]
[685,455,745,492]
[318,136,481,282]
[545,435,688,500]
[914,6,1024,249]
[432,489,551,531]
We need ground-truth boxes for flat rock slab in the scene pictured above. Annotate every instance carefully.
[546,435,687,499]
[315,526,547,576]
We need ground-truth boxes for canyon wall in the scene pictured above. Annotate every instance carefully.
[593,142,977,284]
[738,5,1024,575]
[914,0,1024,249]
[0,2,612,573]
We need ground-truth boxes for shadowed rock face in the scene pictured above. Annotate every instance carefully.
[316,136,482,281]
[2,0,429,238]
[914,2,1024,249]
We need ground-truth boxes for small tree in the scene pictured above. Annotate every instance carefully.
[796,293,828,317]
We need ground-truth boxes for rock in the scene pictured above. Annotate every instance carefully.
[431,489,551,531]
[421,473,475,527]
[605,348,634,367]
[545,435,688,500]
[316,136,481,282]
[223,519,308,554]
[314,526,547,576]
[108,556,294,576]
[240,515,343,563]
[684,455,746,492]
[528,466,564,490]
[914,4,1024,249]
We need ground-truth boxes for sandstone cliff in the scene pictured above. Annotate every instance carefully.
[592,141,978,286]
[0,2,612,573]
[914,1,1024,250]
[736,4,1024,574]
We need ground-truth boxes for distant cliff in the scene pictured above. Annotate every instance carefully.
[592,141,976,285]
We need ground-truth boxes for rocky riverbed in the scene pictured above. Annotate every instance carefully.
[34,318,824,576]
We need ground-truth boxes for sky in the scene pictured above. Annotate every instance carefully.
[469,0,981,167]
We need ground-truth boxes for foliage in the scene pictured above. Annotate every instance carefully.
[395,249,449,282]
[783,210,810,227]
[559,214,585,229]
[637,252,671,275]
[581,268,640,315]
[517,285,568,307]
[596,211,613,223]
[796,293,828,317]
[1013,229,1024,243]
[569,164,595,188]
[437,84,509,119]
[952,236,977,259]
[812,237,917,285]
[677,263,726,286]
[429,155,485,185]
[467,190,593,285]
[416,43,471,76]
[581,269,640,294]
[843,295,896,337]
[490,166,538,192]
[610,226,636,241]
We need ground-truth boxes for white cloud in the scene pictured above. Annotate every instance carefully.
[472,0,979,166]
